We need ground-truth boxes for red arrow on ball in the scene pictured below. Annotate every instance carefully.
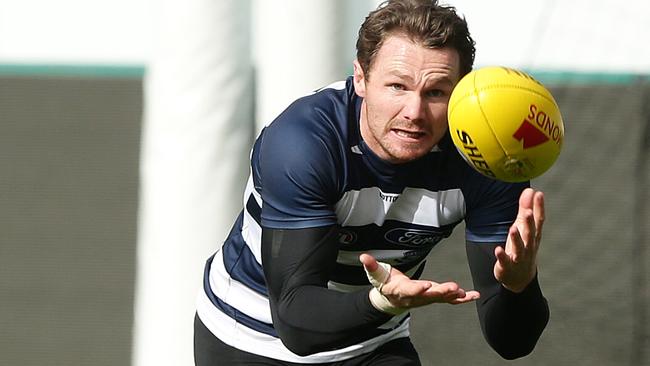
[512,120,549,149]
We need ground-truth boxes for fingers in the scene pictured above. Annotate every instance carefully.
[396,279,433,297]
[508,221,526,262]
[494,242,511,266]
[517,189,535,240]
[516,208,535,260]
[423,282,480,305]
[533,191,545,243]
[494,188,545,293]
[519,187,535,209]
[497,229,520,268]
[360,254,479,308]
[510,188,545,258]
[448,290,480,305]
[518,188,545,243]
[361,254,403,314]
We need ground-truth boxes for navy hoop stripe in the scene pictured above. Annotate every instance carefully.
[203,254,277,337]
[221,215,268,296]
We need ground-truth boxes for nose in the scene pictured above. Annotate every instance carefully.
[402,93,425,122]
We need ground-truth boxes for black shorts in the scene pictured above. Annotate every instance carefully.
[194,314,421,366]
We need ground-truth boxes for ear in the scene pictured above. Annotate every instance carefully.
[352,59,366,98]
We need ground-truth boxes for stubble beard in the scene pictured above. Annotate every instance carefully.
[376,120,431,163]
[361,105,432,164]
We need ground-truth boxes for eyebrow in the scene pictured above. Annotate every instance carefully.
[387,70,414,82]
[388,71,454,87]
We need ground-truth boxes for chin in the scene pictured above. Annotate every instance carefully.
[388,147,430,164]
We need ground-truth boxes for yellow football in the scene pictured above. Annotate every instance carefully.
[448,66,564,182]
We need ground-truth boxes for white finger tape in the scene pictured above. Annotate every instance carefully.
[365,261,392,288]
[369,287,406,315]
[364,261,406,315]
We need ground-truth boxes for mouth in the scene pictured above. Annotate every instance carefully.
[391,128,427,141]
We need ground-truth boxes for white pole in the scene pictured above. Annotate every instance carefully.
[252,0,347,131]
[133,0,252,365]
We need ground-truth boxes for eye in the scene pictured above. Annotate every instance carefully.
[424,89,445,98]
[389,83,405,91]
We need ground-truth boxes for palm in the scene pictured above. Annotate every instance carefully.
[360,253,480,309]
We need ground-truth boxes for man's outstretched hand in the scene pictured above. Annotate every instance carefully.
[494,188,545,293]
[360,253,480,314]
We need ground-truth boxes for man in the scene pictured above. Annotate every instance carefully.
[194,0,549,364]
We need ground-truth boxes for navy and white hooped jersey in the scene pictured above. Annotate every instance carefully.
[196,77,527,363]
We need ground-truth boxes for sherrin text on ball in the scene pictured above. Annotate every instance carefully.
[448,66,564,182]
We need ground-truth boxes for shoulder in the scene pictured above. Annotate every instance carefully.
[250,79,358,219]
[264,78,354,140]
[257,78,357,168]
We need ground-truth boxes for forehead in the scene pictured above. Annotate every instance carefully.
[370,34,461,82]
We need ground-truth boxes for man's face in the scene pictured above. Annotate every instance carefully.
[354,34,461,164]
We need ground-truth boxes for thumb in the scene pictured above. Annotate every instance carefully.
[494,246,512,267]
[359,253,378,272]
[360,253,391,288]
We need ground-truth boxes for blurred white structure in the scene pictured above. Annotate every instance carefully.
[2,0,650,73]
[448,0,650,73]
[134,1,252,365]
[1,0,650,365]
[253,1,345,131]
[0,0,151,64]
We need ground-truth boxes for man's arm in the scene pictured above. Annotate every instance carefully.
[466,242,549,359]
[261,225,392,356]
[465,188,550,359]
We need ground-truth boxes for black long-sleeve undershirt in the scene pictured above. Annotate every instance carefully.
[466,241,550,359]
[261,225,549,358]
[261,226,393,356]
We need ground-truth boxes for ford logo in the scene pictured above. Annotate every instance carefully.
[385,228,442,247]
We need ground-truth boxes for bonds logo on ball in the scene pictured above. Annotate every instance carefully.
[447,66,565,182]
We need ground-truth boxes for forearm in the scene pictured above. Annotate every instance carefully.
[271,285,391,355]
[262,226,392,356]
[467,242,549,359]
[476,275,549,359]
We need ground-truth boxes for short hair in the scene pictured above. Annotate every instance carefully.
[356,0,476,78]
